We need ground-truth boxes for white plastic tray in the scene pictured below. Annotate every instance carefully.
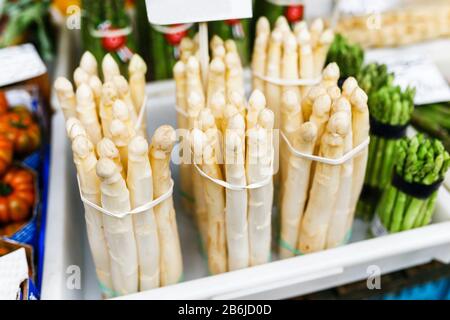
[41,77,450,300]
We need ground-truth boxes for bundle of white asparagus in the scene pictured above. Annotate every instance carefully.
[174,37,275,274]
[279,65,370,258]
[252,16,335,129]
[54,52,182,297]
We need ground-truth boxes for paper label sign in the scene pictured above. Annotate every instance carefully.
[0,44,47,88]
[338,0,398,16]
[366,52,450,106]
[145,0,252,25]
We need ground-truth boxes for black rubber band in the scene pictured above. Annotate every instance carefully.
[392,173,443,199]
[360,184,382,203]
[369,116,408,139]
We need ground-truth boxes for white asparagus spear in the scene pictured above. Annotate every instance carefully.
[206,58,226,108]
[97,138,124,179]
[327,85,342,103]
[187,92,208,246]
[72,136,113,295]
[76,84,103,145]
[128,54,147,116]
[225,115,249,271]
[309,93,332,152]
[80,51,98,77]
[192,128,227,275]
[180,37,196,63]
[186,56,206,105]
[346,87,369,233]
[282,32,301,105]
[313,29,335,77]
[301,85,326,121]
[150,125,183,285]
[102,54,121,83]
[210,35,224,51]
[293,21,308,38]
[110,119,132,173]
[280,121,318,259]
[225,39,239,56]
[74,67,90,88]
[265,29,283,129]
[127,135,160,290]
[96,158,138,296]
[321,63,340,89]
[212,44,226,60]
[173,61,192,210]
[54,77,77,120]
[258,108,275,218]
[210,91,226,132]
[100,82,118,139]
[229,91,247,118]
[246,90,266,130]
[113,75,139,128]
[112,99,136,140]
[275,15,290,35]
[297,28,315,99]
[247,111,274,266]
[225,52,245,101]
[310,18,324,49]
[326,98,354,248]
[342,77,358,98]
[66,117,87,141]
[280,90,301,189]
[252,17,270,93]
[88,75,103,111]
[298,112,350,253]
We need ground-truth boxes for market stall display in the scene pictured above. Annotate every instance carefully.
[54,52,182,297]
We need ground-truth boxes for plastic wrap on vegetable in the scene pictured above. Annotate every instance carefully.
[254,0,305,29]
[81,0,137,76]
[372,134,450,235]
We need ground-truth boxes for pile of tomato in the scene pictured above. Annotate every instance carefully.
[0,91,41,237]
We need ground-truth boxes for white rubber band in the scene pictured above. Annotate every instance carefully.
[134,96,148,131]
[253,72,322,86]
[193,162,273,191]
[77,177,174,219]
[281,131,370,165]
[90,26,132,38]
[151,23,194,35]
[265,0,304,6]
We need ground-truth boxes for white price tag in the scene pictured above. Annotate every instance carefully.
[366,52,450,105]
[145,0,252,24]
[0,44,47,87]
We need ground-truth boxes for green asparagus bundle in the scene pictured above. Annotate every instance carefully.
[81,0,136,76]
[412,103,450,152]
[358,63,395,99]
[374,134,450,233]
[357,84,415,220]
[209,19,252,66]
[254,0,305,29]
[326,34,364,82]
